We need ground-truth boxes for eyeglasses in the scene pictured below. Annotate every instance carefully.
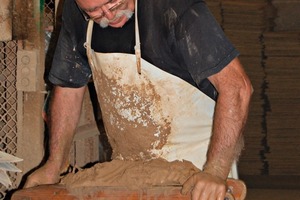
[77,0,126,21]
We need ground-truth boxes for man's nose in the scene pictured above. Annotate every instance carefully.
[101,6,115,20]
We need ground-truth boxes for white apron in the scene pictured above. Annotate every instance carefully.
[84,1,237,178]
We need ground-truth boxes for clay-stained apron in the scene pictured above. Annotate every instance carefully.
[84,0,237,178]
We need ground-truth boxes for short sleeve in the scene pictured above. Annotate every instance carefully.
[174,1,239,86]
[48,0,91,88]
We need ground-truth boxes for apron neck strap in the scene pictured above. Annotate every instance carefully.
[86,20,94,48]
[134,0,141,74]
[85,20,94,69]
[84,0,142,74]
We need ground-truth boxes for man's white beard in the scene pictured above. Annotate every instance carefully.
[99,9,134,28]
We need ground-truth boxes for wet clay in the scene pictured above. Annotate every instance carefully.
[61,159,200,190]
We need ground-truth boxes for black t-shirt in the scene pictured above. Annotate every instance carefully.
[49,0,239,100]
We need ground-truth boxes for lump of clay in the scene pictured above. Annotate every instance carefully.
[61,158,200,190]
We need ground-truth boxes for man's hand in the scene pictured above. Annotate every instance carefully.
[181,171,226,200]
[23,86,86,189]
[24,164,60,188]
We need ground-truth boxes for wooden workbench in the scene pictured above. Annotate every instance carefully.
[12,178,245,199]
[11,185,191,200]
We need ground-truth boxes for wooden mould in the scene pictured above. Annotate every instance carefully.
[12,178,246,199]
[11,185,192,200]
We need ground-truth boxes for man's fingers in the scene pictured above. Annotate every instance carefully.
[217,188,227,200]
[224,193,235,200]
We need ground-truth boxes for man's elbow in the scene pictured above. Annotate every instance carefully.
[240,75,253,106]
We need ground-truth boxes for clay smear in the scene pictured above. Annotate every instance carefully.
[93,64,171,161]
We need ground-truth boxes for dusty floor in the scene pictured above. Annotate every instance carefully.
[247,189,300,200]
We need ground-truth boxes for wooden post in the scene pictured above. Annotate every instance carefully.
[15,0,46,176]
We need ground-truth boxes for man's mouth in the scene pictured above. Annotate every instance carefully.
[98,10,133,28]
[109,15,124,25]
[108,15,127,28]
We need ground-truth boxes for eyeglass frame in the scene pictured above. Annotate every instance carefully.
[76,0,126,21]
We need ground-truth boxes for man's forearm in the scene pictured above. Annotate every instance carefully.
[47,86,86,172]
[205,58,253,180]
[203,91,249,179]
